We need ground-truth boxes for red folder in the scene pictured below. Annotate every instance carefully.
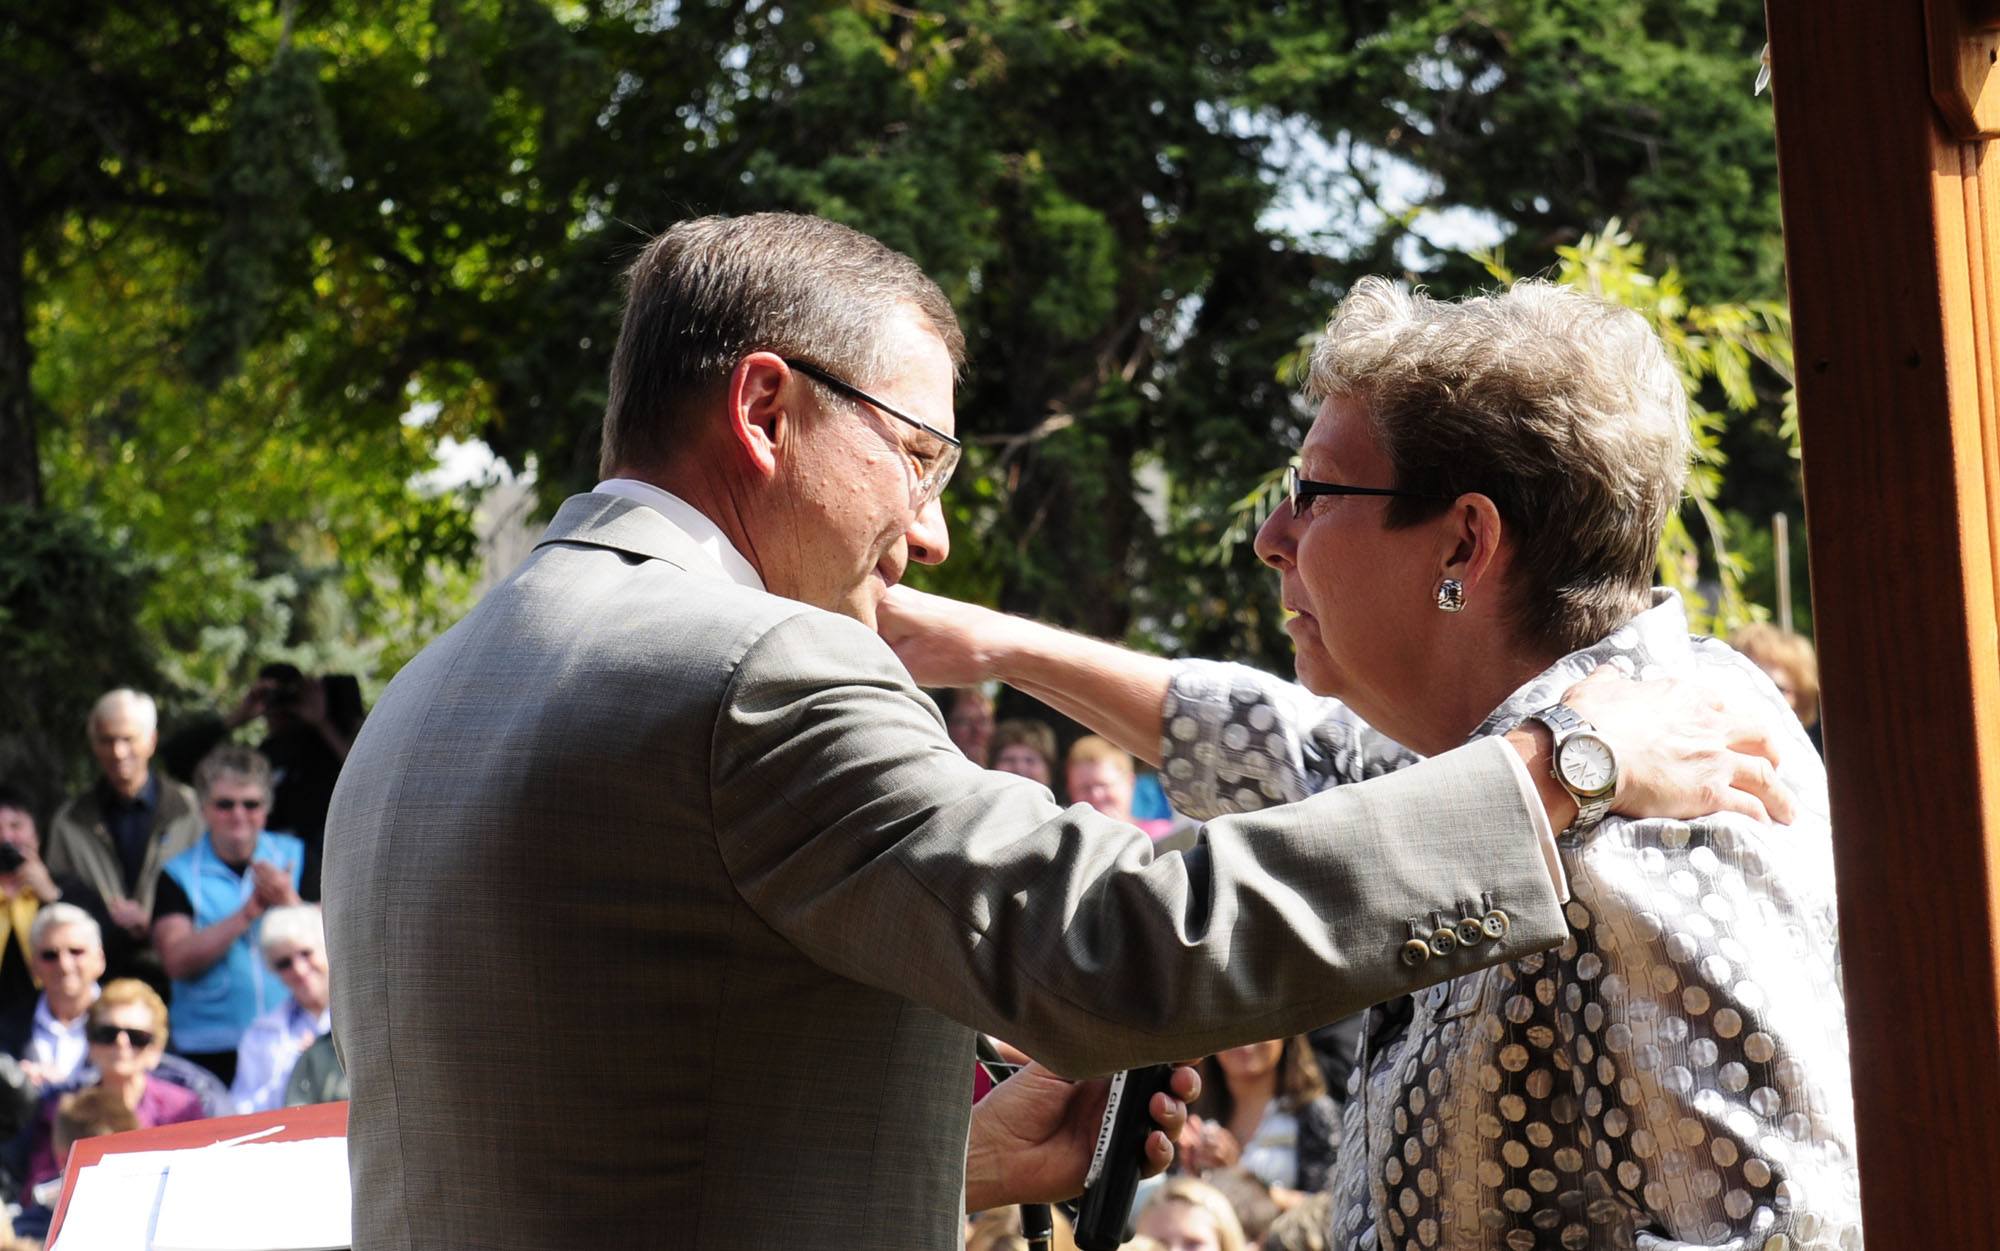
[46,1101,348,1249]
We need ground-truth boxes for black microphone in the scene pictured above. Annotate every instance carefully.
[1071,1064,1174,1251]
[1019,1199,1054,1251]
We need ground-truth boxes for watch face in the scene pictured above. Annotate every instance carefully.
[1558,732,1617,797]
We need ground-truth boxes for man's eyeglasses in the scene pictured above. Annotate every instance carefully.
[35,946,90,963]
[782,358,962,508]
[270,949,318,974]
[86,1024,155,1048]
[1284,466,1453,518]
[208,797,265,813]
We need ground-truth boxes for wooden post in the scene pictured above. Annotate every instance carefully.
[1767,0,2000,1239]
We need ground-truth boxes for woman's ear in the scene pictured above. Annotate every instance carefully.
[1440,493,1507,595]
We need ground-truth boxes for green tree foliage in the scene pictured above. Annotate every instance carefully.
[6,0,1800,749]
[33,219,482,695]
[0,0,244,510]
[186,44,347,386]
[0,507,163,813]
[1264,0,1784,303]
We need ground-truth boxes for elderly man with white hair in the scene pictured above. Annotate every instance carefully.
[21,903,107,1089]
[46,690,202,992]
[230,904,331,1113]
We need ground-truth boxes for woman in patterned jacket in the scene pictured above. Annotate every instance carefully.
[881,276,1858,1251]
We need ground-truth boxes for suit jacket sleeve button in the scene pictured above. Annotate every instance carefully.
[1400,939,1432,967]
[1428,928,1459,957]
[1456,917,1486,947]
[1482,910,1510,940]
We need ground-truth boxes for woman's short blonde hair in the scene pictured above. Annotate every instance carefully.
[90,978,169,1044]
[1063,735,1133,776]
[1307,276,1691,654]
[1138,1178,1249,1251]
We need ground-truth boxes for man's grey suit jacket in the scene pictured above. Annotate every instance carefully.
[323,493,1567,1249]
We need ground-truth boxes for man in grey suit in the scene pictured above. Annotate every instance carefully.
[323,213,1788,1249]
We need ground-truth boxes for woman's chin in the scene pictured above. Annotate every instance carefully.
[1288,647,1340,698]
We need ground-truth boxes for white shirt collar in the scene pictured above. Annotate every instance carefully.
[289,999,332,1034]
[592,479,765,592]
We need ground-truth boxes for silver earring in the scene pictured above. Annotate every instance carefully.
[1435,578,1466,613]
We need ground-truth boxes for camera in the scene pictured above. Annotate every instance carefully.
[0,845,27,873]
[255,662,308,713]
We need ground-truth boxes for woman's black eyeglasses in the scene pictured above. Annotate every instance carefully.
[209,797,265,812]
[1284,466,1453,518]
[87,1024,155,1048]
[782,358,962,507]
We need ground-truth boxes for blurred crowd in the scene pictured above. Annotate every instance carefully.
[0,665,355,1242]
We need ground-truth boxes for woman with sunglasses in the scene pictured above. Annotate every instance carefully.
[228,905,331,1113]
[150,746,303,1085]
[23,978,204,1190]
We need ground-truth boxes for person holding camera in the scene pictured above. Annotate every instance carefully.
[164,664,360,903]
[0,788,113,1060]
[233,665,357,902]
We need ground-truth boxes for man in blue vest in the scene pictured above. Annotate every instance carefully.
[151,745,303,1083]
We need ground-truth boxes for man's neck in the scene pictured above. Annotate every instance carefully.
[623,464,765,585]
[102,772,150,805]
[47,990,93,1027]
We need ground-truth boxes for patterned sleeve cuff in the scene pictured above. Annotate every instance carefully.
[1158,659,1418,820]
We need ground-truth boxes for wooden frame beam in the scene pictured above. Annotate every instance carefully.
[1767,0,2000,1239]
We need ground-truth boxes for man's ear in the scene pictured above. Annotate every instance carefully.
[725,353,795,481]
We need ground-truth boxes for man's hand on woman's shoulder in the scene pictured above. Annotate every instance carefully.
[1564,664,1796,826]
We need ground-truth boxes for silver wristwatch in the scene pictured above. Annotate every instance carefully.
[1528,703,1618,836]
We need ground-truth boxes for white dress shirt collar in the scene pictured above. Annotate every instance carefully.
[592,479,765,592]
[290,998,333,1035]
[29,987,97,1083]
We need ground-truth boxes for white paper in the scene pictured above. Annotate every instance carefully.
[147,1138,351,1251]
[48,1150,180,1251]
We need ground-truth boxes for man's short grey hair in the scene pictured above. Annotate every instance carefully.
[30,903,102,953]
[599,212,966,478]
[260,904,325,959]
[88,689,158,736]
[1306,277,1691,654]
